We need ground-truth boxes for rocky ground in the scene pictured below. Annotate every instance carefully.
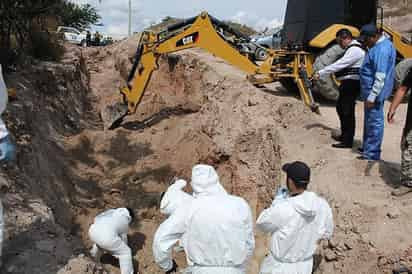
[1,30,412,274]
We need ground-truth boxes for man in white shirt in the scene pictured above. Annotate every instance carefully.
[314,29,365,149]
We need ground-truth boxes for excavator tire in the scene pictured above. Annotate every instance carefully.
[280,78,299,93]
[312,44,345,101]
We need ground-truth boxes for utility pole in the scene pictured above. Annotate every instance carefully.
[128,0,132,36]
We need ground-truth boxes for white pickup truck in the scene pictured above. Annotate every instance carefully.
[57,26,87,47]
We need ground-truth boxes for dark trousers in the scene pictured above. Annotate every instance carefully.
[336,79,360,146]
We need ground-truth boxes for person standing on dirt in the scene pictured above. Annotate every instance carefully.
[88,207,135,274]
[86,31,91,47]
[256,161,333,274]
[0,65,16,163]
[359,24,396,161]
[94,31,101,46]
[153,164,255,274]
[388,59,412,196]
[313,29,365,149]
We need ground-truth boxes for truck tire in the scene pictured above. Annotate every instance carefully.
[312,44,345,101]
[255,47,268,61]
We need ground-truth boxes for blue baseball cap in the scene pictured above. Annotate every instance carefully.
[359,24,379,41]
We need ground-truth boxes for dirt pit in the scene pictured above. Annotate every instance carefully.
[1,40,291,274]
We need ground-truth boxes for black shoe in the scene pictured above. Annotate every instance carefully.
[356,156,368,160]
[357,147,364,154]
[332,135,343,142]
[392,185,412,196]
[332,143,352,149]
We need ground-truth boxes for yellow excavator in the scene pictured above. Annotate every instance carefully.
[103,0,412,129]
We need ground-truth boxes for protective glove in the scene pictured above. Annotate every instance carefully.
[275,186,289,200]
[90,244,99,258]
[165,260,178,274]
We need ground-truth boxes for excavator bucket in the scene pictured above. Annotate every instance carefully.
[101,101,129,130]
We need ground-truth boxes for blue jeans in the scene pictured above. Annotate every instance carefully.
[0,136,16,162]
[362,102,385,160]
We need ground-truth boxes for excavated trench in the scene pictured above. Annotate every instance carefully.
[0,39,297,273]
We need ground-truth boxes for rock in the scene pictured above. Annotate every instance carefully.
[387,208,401,219]
[0,174,10,191]
[351,226,360,234]
[36,240,55,253]
[325,250,338,262]
[247,98,259,107]
[328,239,339,249]
[344,242,353,250]
[378,256,388,267]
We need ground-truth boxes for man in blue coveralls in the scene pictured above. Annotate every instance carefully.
[359,24,396,161]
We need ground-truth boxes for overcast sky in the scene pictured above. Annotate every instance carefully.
[70,0,287,38]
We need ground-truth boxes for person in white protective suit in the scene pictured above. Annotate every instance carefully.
[0,65,15,162]
[88,207,135,274]
[158,179,194,267]
[257,161,334,274]
[153,164,255,274]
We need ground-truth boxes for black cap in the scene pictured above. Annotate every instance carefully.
[336,28,353,39]
[282,161,311,185]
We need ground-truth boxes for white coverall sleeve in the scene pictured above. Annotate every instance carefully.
[241,205,255,271]
[0,65,8,115]
[256,205,282,234]
[153,207,187,271]
[319,201,334,240]
[121,233,128,245]
[318,47,364,77]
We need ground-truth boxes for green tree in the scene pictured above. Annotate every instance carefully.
[59,2,101,31]
[0,0,63,64]
[0,0,101,65]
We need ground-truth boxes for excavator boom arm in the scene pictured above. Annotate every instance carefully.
[103,12,318,129]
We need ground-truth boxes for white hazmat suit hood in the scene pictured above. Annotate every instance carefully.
[153,165,255,274]
[257,191,333,274]
[191,164,226,197]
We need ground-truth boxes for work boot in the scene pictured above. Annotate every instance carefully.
[332,135,343,142]
[392,185,412,197]
[332,143,352,149]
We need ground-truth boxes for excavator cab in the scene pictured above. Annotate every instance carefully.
[282,0,377,48]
